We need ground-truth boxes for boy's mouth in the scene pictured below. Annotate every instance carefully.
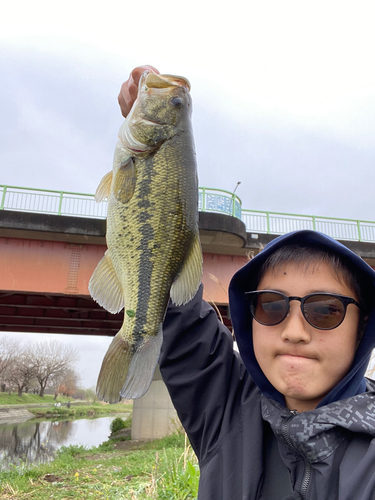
[276,352,317,360]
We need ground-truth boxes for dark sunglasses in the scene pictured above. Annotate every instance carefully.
[245,290,360,330]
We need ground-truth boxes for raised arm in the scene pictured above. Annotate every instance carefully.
[160,286,252,461]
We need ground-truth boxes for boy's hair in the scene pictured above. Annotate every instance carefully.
[257,245,373,337]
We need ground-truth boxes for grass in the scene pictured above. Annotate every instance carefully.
[0,392,132,419]
[0,393,73,405]
[28,402,133,419]
[0,432,199,499]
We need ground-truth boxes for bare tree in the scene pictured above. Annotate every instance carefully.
[0,336,21,382]
[5,347,37,397]
[50,369,68,400]
[29,341,78,397]
[57,368,80,398]
[49,367,80,400]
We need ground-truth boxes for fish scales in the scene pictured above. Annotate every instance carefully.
[90,72,202,403]
[108,146,197,346]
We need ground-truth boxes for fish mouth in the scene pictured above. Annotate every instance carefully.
[138,71,191,93]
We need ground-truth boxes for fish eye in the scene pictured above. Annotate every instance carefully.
[170,96,183,108]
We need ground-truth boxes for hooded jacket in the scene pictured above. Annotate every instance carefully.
[159,230,375,500]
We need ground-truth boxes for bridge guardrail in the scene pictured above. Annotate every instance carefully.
[0,185,107,219]
[1,184,374,243]
[199,187,242,219]
[241,209,375,242]
[0,185,241,220]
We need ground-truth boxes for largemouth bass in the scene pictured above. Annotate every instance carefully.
[89,72,203,403]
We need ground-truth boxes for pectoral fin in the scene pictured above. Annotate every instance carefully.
[88,250,124,314]
[113,157,136,204]
[170,235,203,305]
[95,171,113,202]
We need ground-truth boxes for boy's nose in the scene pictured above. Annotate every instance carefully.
[280,302,312,343]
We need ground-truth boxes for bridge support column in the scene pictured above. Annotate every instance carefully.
[131,366,178,440]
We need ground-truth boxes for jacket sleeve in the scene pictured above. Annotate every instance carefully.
[160,284,251,461]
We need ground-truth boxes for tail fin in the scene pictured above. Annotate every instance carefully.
[120,325,163,400]
[96,327,162,403]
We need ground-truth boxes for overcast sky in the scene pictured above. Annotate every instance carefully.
[1,1,375,388]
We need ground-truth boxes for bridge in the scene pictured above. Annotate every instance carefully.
[1,184,375,336]
[2,184,375,439]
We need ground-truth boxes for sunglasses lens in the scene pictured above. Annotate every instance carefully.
[251,292,288,326]
[303,295,345,329]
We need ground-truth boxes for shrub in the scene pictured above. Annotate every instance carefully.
[110,417,126,435]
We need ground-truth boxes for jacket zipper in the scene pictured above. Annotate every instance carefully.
[300,460,312,499]
[282,412,312,500]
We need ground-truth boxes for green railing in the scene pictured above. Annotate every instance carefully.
[1,184,375,243]
[0,184,241,220]
[0,185,107,219]
[241,209,375,242]
[198,187,241,219]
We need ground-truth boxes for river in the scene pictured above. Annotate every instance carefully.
[0,413,130,471]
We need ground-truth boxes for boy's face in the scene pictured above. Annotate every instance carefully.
[253,260,360,412]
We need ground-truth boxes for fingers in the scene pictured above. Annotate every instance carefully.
[118,65,160,117]
[118,80,134,118]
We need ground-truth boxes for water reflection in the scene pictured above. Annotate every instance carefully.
[0,414,129,471]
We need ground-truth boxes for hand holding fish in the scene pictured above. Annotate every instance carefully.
[90,69,203,403]
[118,65,159,117]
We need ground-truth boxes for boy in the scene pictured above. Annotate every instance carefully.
[119,68,375,500]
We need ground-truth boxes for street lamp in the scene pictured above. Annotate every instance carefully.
[233,182,241,194]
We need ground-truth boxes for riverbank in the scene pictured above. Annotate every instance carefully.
[0,407,34,423]
[0,392,132,420]
[28,402,132,419]
[0,393,73,406]
[0,433,199,499]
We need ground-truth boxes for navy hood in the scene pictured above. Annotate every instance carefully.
[229,230,375,408]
